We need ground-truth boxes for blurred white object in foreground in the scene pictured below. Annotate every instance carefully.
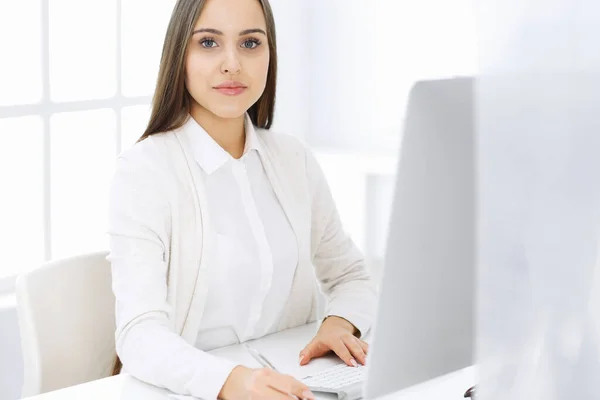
[476,0,600,399]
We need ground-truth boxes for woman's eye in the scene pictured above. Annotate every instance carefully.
[242,39,260,49]
[200,39,217,48]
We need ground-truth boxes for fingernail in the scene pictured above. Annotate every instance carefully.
[299,354,305,364]
[302,389,315,400]
[350,358,358,367]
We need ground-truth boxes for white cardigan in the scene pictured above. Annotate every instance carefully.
[107,117,376,399]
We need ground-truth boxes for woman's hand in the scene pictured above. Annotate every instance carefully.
[219,365,315,400]
[298,316,369,367]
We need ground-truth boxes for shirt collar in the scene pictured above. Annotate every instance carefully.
[243,114,263,155]
[184,113,262,175]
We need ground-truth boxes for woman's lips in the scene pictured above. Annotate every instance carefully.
[214,81,248,96]
[214,87,247,96]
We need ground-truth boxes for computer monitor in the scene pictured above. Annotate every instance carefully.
[363,77,475,399]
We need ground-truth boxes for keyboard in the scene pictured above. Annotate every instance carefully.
[301,364,366,399]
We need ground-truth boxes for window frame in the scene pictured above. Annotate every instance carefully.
[0,0,152,292]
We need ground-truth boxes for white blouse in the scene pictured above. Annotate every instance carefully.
[186,117,299,351]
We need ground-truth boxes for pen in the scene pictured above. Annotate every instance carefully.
[244,344,305,400]
[244,343,280,372]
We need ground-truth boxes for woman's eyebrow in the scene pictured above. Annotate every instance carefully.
[239,28,266,36]
[192,28,267,36]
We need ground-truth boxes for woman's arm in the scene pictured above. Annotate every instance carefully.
[108,155,238,400]
[306,149,377,338]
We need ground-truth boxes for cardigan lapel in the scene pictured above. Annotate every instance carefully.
[255,131,319,330]
[171,125,216,344]
[255,144,302,273]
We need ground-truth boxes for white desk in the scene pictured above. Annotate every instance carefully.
[22,367,475,400]
[22,323,475,400]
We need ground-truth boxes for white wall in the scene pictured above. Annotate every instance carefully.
[306,0,379,152]
[268,0,311,139]
[305,0,477,154]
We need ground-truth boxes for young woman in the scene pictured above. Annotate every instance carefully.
[108,0,376,399]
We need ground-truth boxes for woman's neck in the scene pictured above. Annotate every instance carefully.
[190,105,246,159]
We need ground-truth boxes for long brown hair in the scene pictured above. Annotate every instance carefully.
[112,0,277,376]
[137,0,277,142]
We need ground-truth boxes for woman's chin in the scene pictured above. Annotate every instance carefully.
[189,97,255,121]
[206,101,253,120]
[213,109,248,120]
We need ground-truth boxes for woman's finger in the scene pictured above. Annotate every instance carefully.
[248,369,293,400]
[299,339,329,365]
[264,372,315,400]
[329,339,357,367]
[343,335,367,365]
[357,337,369,354]
[261,384,299,400]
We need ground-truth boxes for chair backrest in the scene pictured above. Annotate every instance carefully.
[15,251,116,397]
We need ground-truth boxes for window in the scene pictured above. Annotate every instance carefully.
[0,0,174,284]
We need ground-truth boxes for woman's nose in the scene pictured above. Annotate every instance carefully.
[221,48,241,75]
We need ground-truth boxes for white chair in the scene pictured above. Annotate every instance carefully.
[15,251,117,397]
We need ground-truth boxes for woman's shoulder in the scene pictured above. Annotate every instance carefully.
[112,132,188,193]
[119,131,179,162]
[118,130,189,172]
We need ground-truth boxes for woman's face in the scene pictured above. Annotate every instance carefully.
[185,0,269,120]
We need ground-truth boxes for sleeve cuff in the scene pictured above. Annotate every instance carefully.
[186,354,239,400]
